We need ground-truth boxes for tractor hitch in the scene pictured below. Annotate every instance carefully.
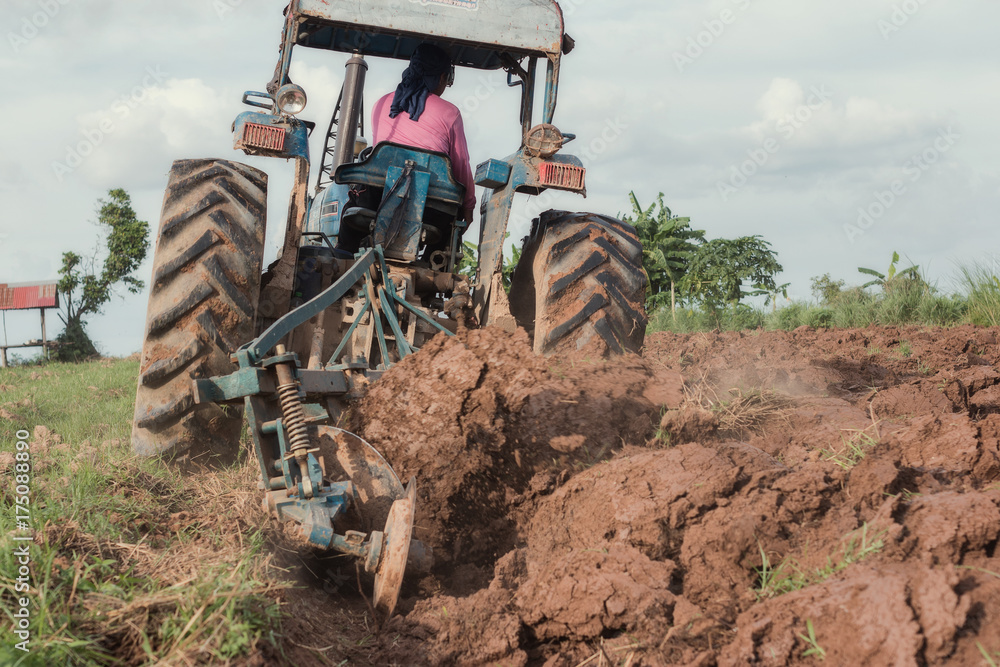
[190,246,447,617]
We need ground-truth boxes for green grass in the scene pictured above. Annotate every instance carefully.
[0,359,285,665]
[652,407,672,448]
[647,261,1000,334]
[797,620,826,661]
[978,642,1000,667]
[959,262,1000,327]
[755,523,886,600]
[820,428,880,470]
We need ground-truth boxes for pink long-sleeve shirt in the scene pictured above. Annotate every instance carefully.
[371,92,477,214]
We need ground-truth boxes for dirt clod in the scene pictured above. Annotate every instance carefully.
[342,326,1000,665]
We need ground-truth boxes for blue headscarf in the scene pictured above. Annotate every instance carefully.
[389,43,452,122]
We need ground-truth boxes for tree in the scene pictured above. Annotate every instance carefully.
[620,192,704,318]
[811,273,846,305]
[679,235,783,326]
[56,189,150,361]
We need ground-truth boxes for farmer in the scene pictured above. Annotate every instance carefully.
[371,43,477,224]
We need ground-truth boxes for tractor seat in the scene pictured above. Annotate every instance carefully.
[334,142,465,217]
[341,206,376,234]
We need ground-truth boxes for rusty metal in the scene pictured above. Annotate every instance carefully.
[273,346,310,453]
[373,479,416,621]
[524,123,565,158]
[272,343,316,497]
[0,281,59,311]
[315,426,404,527]
[257,157,310,322]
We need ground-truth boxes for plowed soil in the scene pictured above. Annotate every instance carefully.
[285,325,1000,666]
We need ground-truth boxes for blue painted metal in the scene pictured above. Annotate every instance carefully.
[192,367,273,404]
[233,110,310,161]
[378,287,415,358]
[266,483,353,550]
[474,148,586,313]
[327,296,372,367]
[366,280,392,370]
[305,182,351,241]
[393,296,454,336]
[543,56,560,125]
[474,159,512,189]
[245,248,377,364]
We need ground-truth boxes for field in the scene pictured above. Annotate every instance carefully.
[2,324,1000,665]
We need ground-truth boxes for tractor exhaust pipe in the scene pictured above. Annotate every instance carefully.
[332,53,368,171]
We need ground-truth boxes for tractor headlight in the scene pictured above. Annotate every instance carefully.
[276,84,307,115]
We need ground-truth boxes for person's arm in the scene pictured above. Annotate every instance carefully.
[448,111,477,221]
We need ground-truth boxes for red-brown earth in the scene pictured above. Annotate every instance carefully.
[276,325,1000,666]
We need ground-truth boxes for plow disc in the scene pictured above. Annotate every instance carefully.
[315,426,404,531]
[373,479,417,621]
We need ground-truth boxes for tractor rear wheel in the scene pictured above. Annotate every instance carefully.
[509,210,647,357]
[131,159,267,462]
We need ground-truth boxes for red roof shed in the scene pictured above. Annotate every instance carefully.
[0,281,60,311]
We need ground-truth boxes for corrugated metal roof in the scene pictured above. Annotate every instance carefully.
[0,281,59,311]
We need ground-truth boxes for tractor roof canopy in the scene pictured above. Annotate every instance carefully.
[294,0,565,70]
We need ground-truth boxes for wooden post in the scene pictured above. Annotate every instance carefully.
[1,346,7,369]
[40,309,48,360]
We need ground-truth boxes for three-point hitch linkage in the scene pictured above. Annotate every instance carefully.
[191,244,441,619]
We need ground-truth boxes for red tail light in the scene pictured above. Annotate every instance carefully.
[241,122,286,152]
[539,162,586,191]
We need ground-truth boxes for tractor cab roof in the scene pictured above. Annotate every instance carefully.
[293,0,566,70]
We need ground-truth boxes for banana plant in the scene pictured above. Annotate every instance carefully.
[622,191,705,318]
[457,234,520,293]
[858,251,922,293]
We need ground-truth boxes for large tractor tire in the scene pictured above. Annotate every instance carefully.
[509,210,647,357]
[132,159,267,462]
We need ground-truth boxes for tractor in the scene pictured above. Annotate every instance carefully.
[131,0,647,618]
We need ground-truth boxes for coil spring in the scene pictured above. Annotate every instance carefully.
[277,381,310,452]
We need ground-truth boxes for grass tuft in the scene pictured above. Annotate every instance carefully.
[979,642,1000,667]
[958,262,1000,326]
[754,523,887,599]
[705,387,793,438]
[797,619,826,661]
[819,424,881,470]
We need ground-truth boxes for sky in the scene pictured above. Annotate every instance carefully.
[1,0,999,357]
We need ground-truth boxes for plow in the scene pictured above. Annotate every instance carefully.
[131,0,647,618]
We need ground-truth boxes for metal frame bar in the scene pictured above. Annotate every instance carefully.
[543,54,560,125]
[246,247,377,363]
[378,287,413,358]
[327,296,371,367]
[393,294,453,335]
